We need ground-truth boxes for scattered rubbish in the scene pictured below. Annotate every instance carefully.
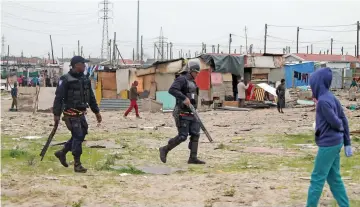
[297,100,315,105]
[119,173,130,177]
[346,104,359,111]
[214,124,230,127]
[85,140,123,149]
[350,130,360,135]
[240,128,252,131]
[19,136,42,140]
[217,106,251,111]
[293,144,317,149]
[137,165,187,175]
[43,176,58,180]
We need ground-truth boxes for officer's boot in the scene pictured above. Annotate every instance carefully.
[54,147,69,167]
[188,140,206,164]
[74,156,87,173]
[159,136,182,163]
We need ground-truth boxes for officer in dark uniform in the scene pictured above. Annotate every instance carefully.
[53,56,102,173]
[159,61,205,164]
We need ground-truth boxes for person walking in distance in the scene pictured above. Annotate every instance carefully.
[124,81,141,118]
[306,68,352,207]
[237,78,249,107]
[10,82,18,111]
[159,61,205,164]
[53,56,102,173]
[276,79,286,113]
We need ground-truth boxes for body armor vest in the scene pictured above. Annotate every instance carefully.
[64,73,91,110]
[179,79,198,113]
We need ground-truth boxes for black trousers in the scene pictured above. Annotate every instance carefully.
[63,115,88,157]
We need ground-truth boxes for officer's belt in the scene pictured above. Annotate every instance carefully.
[63,108,86,117]
[179,112,193,116]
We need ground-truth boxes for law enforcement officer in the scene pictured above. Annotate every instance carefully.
[53,56,102,173]
[159,61,205,164]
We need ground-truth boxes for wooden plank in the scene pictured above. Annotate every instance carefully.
[223,101,239,107]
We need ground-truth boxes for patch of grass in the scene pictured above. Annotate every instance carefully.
[353,136,360,143]
[215,143,228,150]
[223,186,236,197]
[331,200,360,207]
[9,148,28,158]
[280,133,315,148]
[72,199,84,207]
[27,154,36,166]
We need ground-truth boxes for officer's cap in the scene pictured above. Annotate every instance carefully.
[70,56,90,66]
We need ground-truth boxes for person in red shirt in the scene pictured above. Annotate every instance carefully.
[124,81,141,118]
[17,75,23,87]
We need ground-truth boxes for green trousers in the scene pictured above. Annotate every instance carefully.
[306,142,349,207]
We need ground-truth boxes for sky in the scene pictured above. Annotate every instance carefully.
[1,0,360,60]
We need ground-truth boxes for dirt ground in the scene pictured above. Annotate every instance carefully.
[1,92,360,207]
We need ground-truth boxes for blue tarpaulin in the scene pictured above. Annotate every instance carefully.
[156,91,176,110]
[285,62,314,88]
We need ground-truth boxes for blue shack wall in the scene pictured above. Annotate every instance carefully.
[285,62,315,88]
[156,91,176,110]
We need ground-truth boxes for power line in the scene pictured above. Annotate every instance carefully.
[4,1,94,15]
[300,28,356,32]
[268,23,356,28]
[2,22,99,36]
[2,11,98,26]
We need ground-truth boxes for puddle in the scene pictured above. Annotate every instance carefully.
[137,165,187,175]
[85,140,123,149]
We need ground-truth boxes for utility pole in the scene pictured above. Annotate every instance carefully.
[307,46,309,54]
[170,42,173,59]
[311,44,313,54]
[133,48,135,61]
[357,21,359,58]
[140,35,143,63]
[61,47,63,63]
[264,24,267,53]
[212,45,215,53]
[81,46,83,57]
[331,38,333,55]
[7,45,9,66]
[99,0,112,60]
[229,33,232,54]
[109,39,112,64]
[240,45,243,54]
[296,27,299,53]
[136,0,140,61]
[167,43,169,60]
[217,44,220,53]
[113,32,116,65]
[245,26,248,54]
[341,46,344,55]
[78,40,80,56]
[355,45,357,57]
[204,44,206,53]
[154,43,156,60]
[49,35,55,64]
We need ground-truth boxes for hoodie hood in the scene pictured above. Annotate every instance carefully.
[309,67,332,99]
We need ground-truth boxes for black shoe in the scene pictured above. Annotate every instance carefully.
[188,157,206,164]
[54,150,69,167]
[74,163,87,173]
[159,146,168,163]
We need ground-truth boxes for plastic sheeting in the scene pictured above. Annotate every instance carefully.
[200,54,245,76]
[285,62,314,88]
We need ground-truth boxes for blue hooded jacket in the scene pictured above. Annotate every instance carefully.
[310,68,351,147]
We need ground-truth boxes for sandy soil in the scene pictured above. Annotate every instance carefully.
[1,92,359,207]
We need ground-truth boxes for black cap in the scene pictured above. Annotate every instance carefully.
[70,56,89,66]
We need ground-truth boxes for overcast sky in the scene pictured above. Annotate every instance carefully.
[1,0,359,60]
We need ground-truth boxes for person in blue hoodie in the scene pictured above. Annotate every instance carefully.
[307,67,352,207]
